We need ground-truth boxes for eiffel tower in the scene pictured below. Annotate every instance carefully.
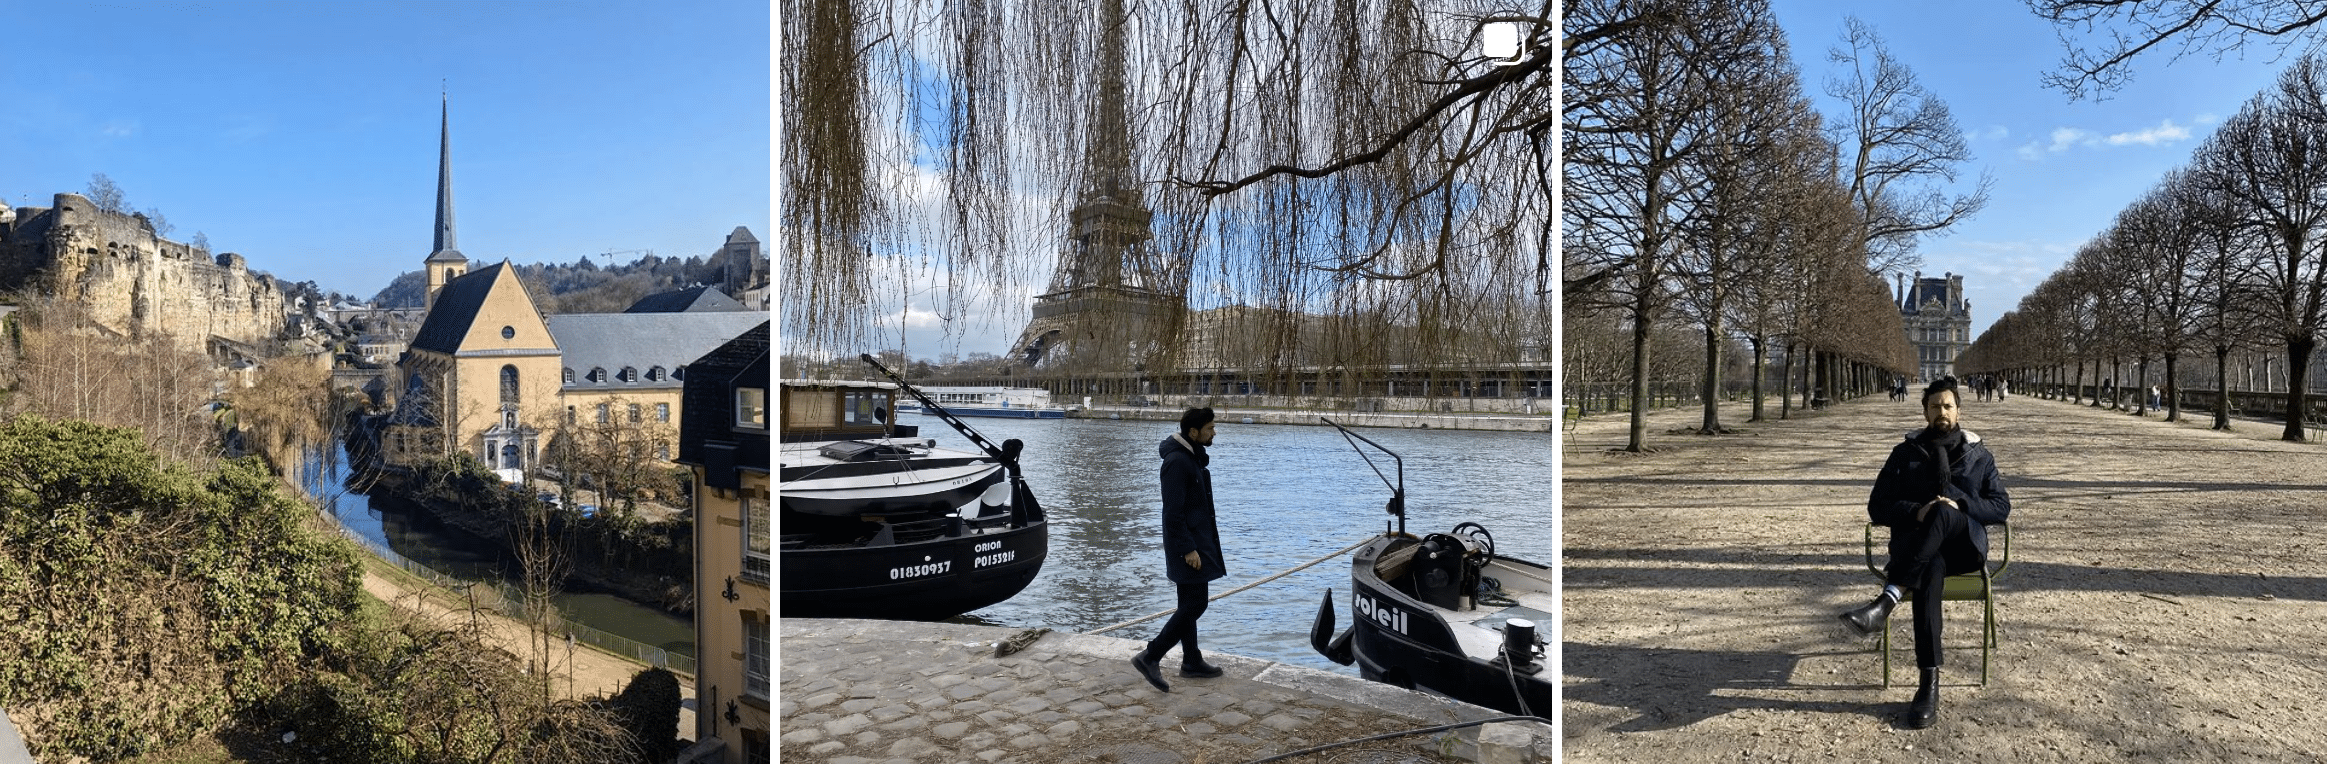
[1011,0,1183,372]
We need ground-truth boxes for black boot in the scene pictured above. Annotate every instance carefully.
[1905,667,1939,729]
[1129,649,1171,692]
[1839,592,1898,635]
[1180,657,1223,679]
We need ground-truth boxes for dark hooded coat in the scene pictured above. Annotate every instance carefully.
[1158,434,1226,584]
[1866,427,2012,561]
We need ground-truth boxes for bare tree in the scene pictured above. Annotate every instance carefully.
[85,172,127,215]
[1825,17,1993,275]
[2191,55,2327,440]
[2030,0,2327,99]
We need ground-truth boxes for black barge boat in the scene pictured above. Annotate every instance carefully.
[1309,418,1556,716]
[776,356,1048,620]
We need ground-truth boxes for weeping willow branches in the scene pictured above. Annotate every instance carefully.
[780,0,1558,380]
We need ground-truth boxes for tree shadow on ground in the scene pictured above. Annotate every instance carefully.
[1563,642,1885,732]
[1561,560,2326,602]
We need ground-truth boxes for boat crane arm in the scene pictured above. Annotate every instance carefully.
[860,354,1046,524]
[1319,417,1405,535]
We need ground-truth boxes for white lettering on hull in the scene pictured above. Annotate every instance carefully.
[1355,592,1408,634]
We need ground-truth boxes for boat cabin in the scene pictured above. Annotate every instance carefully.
[779,379,917,442]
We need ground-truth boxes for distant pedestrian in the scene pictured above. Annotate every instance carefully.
[1130,407,1228,692]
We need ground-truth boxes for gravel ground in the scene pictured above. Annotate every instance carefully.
[1561,393,2327,763]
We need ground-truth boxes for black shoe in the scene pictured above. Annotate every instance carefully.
[1180,659,1223,679]
[1839,594,1897,635]
[1905,668,1939,729]
[1129,649,1170,692]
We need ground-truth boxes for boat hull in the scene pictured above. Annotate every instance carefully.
[778,460,1004,517]
[1327,535,1557,716]
[779,520,1048,620]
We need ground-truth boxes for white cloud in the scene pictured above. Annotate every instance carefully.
[99,120,137,138]
[2047,127,2091,152]
[1974,125,2010,142]
[2103,119,2191,146]
[2019,119,2197,159]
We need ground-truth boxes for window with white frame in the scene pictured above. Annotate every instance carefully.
[744,617,769,700]
[743,495,769,581]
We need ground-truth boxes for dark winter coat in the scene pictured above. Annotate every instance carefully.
[1866,427,2013,559]
[1158,434,1226,584]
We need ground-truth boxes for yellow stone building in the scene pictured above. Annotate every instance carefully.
[383,99,765,475]
[677,321,770,763]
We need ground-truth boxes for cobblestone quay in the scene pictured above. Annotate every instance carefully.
[780,618,1555,763]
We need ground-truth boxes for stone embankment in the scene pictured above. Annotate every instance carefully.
[779,618,1554,763]
[1076,405,1558,433]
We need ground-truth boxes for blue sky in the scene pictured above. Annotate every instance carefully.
[0,1,769,301]
[1769,1,2290,339]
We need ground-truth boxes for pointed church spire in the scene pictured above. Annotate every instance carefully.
[424,90,470,311]
[428,91,464,263]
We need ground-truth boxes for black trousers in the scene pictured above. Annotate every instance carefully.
[1145,581,1209,665]
[1883,502,1986,669]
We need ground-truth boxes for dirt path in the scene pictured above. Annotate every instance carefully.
[1561,394,2327,762]
[360,567,697,737]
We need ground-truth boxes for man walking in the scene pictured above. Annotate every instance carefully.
[1839,377,2012,729]
[1130,407,1227,692]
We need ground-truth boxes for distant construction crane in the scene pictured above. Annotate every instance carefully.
[598,248,654,266]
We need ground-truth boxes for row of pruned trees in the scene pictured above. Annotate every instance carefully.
[1564,1,1973,451]
[1958,51,2327,442]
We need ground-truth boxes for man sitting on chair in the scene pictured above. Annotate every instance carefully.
[1839,376,2013,729]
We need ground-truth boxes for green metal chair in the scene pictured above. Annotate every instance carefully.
[1862,522,2010,687]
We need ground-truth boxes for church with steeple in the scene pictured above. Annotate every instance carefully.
[384,96,763,475]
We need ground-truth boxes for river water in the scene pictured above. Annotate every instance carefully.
[917,414,1557,674]
[295,446,697,661]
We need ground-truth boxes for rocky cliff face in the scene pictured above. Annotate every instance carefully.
[0,193,286,347]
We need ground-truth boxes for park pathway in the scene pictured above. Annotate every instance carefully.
[1562,393,2327,762]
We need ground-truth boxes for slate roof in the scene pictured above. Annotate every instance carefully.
[408,261,520,354]
[726,226,757,245]
[678,321,769,484]
[545,311,768,392]
[623,285,748,314]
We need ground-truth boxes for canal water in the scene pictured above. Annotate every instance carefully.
[295,446,697,661]
[915,413,1556,674]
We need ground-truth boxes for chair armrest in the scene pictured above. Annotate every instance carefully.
[1988,523,2010,579]
[1864,522,1884,579]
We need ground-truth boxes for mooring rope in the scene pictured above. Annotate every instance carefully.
[1081,537,1374,636]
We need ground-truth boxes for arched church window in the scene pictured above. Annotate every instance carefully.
[500,365,519,406]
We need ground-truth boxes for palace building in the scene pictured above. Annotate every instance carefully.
[1899,271,1973,383]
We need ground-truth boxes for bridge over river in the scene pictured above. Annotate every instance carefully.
[1561,393,2327,762]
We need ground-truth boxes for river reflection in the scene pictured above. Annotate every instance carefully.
[921,414,1556,674]
[296,446,697,659]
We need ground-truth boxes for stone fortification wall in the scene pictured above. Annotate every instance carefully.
[0,193,285,347]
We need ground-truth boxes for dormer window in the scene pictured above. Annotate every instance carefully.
[619,367,639,383]
[736,386,766,429]
[647,366,665,382]
[588,368,607,384]
[562,368,575,385]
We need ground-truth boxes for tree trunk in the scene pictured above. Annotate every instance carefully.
[1698,317,1725,434]
[1779,340,1795,420]
[2164,352,2181,422]
[2214,344,2233,430]
[2135,356,2151,416]
[2281,334,2316,442]
[1748,334,1767,423]
[1627,307,1653,452]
